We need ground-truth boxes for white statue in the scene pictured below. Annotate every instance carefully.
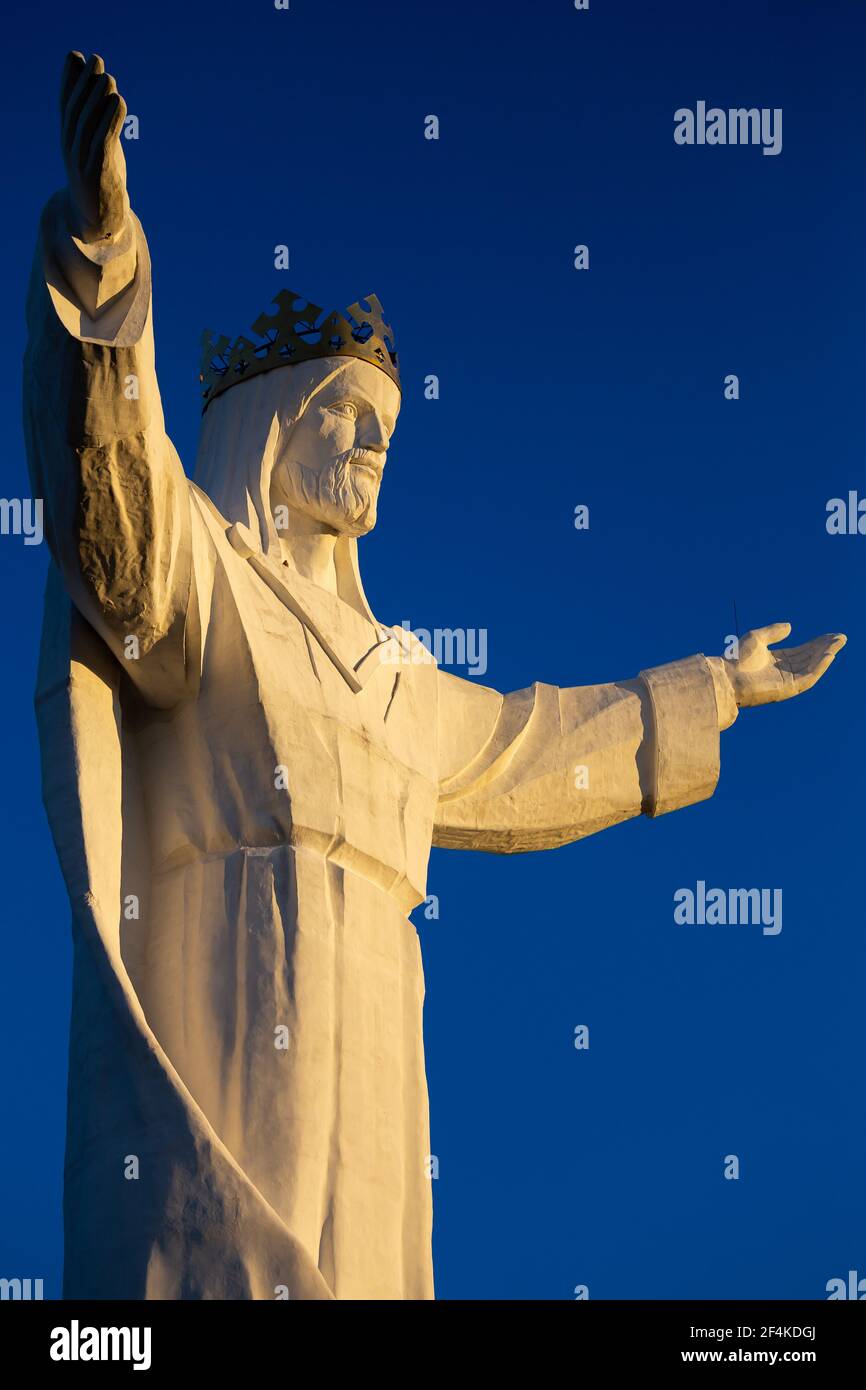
[26,52,846,1300]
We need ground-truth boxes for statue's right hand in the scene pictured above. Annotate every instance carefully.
[60,51,129,243]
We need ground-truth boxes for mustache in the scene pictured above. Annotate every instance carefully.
[338,446,385,479]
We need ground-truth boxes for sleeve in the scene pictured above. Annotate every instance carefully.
[23,191,196,708]
[432,653,734,853]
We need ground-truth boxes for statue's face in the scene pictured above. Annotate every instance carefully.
[272,358,400,537]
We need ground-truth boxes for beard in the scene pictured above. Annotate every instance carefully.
[277,448,381,537]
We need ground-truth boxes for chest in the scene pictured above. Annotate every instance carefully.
[195,550,441,830]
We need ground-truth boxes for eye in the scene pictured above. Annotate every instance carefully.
[329,401,358,420]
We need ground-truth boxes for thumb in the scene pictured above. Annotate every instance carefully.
[749,621,792,647]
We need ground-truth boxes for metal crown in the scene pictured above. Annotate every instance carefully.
[199,289,400,412]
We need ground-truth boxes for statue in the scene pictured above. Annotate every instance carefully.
[26,52,846,1300]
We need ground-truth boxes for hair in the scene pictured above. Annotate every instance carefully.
[193,356,358,558]
[192,356,381,622]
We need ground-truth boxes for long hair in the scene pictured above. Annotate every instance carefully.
[192,356,379,621]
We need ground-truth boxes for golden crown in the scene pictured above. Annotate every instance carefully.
[199,289,399,412]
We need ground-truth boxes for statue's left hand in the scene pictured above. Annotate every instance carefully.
[723,622,846,708]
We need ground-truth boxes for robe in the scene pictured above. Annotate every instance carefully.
[24,193,734,1300]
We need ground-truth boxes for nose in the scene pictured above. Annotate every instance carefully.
[359,413,390,452]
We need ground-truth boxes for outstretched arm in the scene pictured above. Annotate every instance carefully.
[24,52,194,708]
[433,626,845,853]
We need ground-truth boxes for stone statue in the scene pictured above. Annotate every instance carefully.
[26,52,846,1301]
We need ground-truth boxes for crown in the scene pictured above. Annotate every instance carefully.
[199,289,399,412]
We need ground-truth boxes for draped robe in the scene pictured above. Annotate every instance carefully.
[24,193,735,1300]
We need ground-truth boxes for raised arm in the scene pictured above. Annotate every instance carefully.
[24,52,194,707]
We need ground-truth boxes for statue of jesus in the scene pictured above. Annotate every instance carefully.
[26,52,846,1300]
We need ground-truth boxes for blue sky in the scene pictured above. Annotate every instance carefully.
[0,0,863,1299]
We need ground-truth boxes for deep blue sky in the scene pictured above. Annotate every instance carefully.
[1,0,863,1300]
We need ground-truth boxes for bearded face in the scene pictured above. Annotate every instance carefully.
[271,358,400,538]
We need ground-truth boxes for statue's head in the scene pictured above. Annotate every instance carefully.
[269,355,400,538]
[197,289,400,539]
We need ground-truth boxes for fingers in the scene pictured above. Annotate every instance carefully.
[71,71,114,166]
[61,51,105,154]
[778,633,845,672]
[62,52,126,197]
[777,633,846,694]
[83,91,127,182]
[750,621,791,647]
[59,51,85,117]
